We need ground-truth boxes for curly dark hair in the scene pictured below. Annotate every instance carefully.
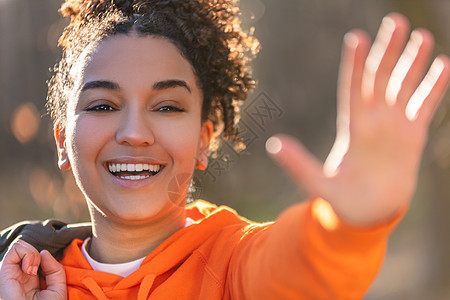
[46,0,259,150]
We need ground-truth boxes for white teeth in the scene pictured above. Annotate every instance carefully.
[119,175,150,180]
[108,162,162,174]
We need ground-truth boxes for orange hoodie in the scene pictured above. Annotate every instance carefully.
[59,198,404,300]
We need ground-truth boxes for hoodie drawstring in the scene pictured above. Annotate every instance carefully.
[81,274,156,300]
[137,273,156,300]
[81,277,110,300]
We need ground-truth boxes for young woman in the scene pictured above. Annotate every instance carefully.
[0,0,449,299]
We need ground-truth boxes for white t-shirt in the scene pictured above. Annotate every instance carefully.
[81,217,195,277]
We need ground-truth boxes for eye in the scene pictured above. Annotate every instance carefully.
[158,105,184,113]
[86,104,116,112]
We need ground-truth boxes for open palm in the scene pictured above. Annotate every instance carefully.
[268,13,450,225]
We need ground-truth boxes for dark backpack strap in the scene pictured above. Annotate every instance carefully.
[0,220,92,261]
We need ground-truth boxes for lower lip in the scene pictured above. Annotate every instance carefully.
[107,169,163,189]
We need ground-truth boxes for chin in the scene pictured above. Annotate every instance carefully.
[104,197,186,224]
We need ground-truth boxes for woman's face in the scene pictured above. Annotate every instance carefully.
[56,34,211,223]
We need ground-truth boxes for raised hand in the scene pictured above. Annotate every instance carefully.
[267,13,450,225]
[0,240,67,300]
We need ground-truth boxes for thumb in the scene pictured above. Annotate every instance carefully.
[39,250,66,298]
[266,134,325,197]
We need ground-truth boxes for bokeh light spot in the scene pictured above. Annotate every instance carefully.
[11,102,40,144]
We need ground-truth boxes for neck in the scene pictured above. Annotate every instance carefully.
[87,205,186,264]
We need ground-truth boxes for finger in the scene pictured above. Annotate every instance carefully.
[39,250,66,293]
[337,30,370,128]
[362,13,410,103]
[6,240,40,276]
[266,135,325,197]
[386,29,434,107]
[408,55,450,123]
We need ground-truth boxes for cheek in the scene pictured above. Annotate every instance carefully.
[154,119,202,164]
[66,117,110,167]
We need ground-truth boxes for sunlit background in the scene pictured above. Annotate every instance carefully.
[0,0,449,298]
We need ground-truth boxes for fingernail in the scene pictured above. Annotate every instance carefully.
[381,16,396,33]
[344,32,359,49]
[410,30,423,44]
[26,266,32,275]
[432,56,445,72]
[32,266,38,276]
[266,136,282,154]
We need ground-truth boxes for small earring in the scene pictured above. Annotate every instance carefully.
[196,157,208,171]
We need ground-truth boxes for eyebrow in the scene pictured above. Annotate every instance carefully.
[81,80,120,92]
[153,79,191,93]
[80,79,191,93]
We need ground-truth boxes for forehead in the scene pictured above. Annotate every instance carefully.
[79,34,198,90]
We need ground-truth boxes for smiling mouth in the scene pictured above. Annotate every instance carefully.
[107,163,162,180]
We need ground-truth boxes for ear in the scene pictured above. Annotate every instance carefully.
[54,125,71,171]
[196,121,213,171]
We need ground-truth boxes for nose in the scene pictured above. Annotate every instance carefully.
[115,107,155,146]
